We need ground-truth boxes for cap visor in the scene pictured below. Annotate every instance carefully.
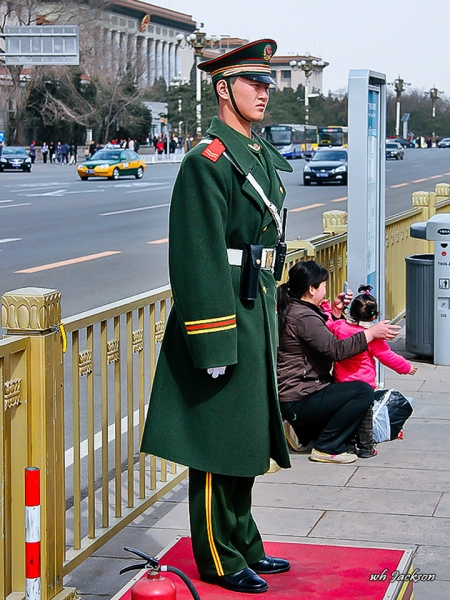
[241,74,276,85]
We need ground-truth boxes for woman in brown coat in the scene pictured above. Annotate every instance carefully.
[277,261,400,463]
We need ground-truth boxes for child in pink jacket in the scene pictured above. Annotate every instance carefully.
[327,285,417,458]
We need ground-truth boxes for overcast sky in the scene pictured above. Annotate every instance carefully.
[156,0,448,97]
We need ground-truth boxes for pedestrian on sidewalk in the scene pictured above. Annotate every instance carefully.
[69,140,77,164]
[141,39,292,595]
[41,142,49,163]
[327,284,417,458]
[277,260,401,464]
[29,141,36,164]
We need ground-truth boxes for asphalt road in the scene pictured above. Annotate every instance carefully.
[2,148,449,497]
[1,147,449,319]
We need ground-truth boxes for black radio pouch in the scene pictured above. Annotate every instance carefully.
[240,244,263,301]
[273,242,287,282]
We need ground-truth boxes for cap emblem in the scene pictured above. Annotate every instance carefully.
[263,44,273,61]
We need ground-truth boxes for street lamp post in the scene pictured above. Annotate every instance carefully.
[388,76,410,136]
[176,24,220,138]
[429,85,443,118]
[289,54,325,123]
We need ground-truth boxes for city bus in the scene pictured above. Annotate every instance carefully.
[318,126,348,148]
[260,124,318,158]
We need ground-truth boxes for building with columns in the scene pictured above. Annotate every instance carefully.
[99,0,197,88]
[32,0,197,88]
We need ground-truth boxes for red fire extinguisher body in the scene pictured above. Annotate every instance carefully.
[130,572,177,600]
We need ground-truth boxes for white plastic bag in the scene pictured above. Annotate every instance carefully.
[373,390,391,443]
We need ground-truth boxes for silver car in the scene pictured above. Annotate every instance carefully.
[386,142,404,160]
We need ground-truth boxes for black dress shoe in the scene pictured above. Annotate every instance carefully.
[249,555,291,574]
[201,567,268,593]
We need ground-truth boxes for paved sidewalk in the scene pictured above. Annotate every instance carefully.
[64,320,450,599]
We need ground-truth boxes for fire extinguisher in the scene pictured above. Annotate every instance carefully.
[120,547,201,600]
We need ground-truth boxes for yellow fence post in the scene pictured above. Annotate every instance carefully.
[1,288,76,600]
[411,191,435,255]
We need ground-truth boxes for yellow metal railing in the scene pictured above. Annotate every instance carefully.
[62,287,187,575]
[1,184,449,599]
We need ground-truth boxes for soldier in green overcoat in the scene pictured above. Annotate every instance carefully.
[141,39,292,594]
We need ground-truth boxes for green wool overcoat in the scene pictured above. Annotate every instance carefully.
[140,116,292,477]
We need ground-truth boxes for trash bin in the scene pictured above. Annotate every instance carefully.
[405,254,434,356]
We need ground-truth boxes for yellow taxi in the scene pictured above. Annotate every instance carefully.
[77,149,146,180]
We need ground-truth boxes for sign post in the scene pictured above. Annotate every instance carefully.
[347,70,387,379]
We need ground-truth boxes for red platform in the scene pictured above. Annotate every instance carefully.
[115,537,414,600]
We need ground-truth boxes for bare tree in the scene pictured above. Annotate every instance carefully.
[0,0,149,144]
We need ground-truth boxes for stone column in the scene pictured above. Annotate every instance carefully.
[129,33,137,80]
[169,42,176,85]
[149,38,156,86]
[111,30,119,73]
[137,36,147,88]
[155,40,162,81]
[104,28,113,73]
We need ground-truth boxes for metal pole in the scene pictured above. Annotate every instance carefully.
[305,78,310,122]
[395,100,401,136]
[196,56,202,138]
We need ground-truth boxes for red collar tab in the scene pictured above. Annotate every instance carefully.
[201,138,226,162]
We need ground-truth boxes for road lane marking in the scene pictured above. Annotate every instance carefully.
[25,188,66,197]
[24,189,106,197]
[412,178,428,183]
[126,186,171,194]
[429,174,445,179]
[0,199,13,203]
[390,183,410,188]
[0,238,21,244]
[148,238,168,244]
[289,203,325,213]
[15,251,121,273]
[332,196,347,203]
[0,203,31,209]
[101,203,169,216]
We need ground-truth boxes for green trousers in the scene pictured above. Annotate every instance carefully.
[188,468,265,578]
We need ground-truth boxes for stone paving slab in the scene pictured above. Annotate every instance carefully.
[252,505,323,536]
[413,544,450,580]
[368,446,450,471]
[347,465,450,492]
[434,492,450,517]
[308,511,450,548]
[252,480,440,516]
[259,459,356,486]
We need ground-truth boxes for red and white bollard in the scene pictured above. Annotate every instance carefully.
[25,467,41,599]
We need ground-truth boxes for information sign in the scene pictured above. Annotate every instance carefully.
[4,25,79,65]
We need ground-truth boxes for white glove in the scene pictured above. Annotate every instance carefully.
[207,366,227,378]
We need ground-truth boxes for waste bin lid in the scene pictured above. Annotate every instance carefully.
[405,254,434,263]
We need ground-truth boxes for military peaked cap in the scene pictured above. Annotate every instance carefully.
[198,39,277,85]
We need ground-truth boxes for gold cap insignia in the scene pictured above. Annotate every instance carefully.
[263,44,273,61]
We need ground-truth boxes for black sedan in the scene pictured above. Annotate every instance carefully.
[387,137,414,148]
[386,142,404,160]
[303,149,347,185]
[0,146,32,172]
